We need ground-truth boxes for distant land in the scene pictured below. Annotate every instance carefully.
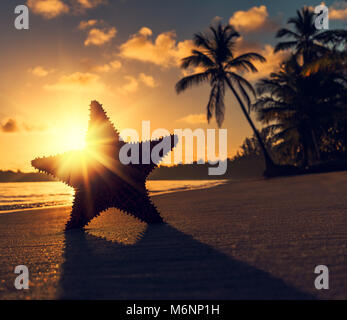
[0,157,265,182]
[0,170,56,183]
[149,157,264,180]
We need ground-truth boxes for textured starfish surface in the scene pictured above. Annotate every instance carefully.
[32,101,177,230]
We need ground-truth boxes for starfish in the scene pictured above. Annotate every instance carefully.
[32,101,177,230]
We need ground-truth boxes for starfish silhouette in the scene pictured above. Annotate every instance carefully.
[32,101,178,230]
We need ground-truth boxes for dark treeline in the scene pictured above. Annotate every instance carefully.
[0,170,55,183]
[149,158,264,180]
[253,8,347,169]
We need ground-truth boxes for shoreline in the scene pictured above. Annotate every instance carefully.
[0,204,71,216]
[0,179,229,215]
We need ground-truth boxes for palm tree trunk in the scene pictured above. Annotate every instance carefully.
[224,78,275,169]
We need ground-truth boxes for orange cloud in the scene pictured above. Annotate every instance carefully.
[80,58,122,73]
[177,114,206,125]
[84,27,117,46]
[44,72,105,92]
[27,0,69,19]
[77,0,107,9]
[0,118,47,133]
[309,2,347,21]
[119,27,195,67]
[118,73,158,94]
[330,2,347,20]
[28,66,54,77]
[1,119,19,133]
[28,0,107,19]
[118,76,139,94]
[229,5,278,33]
[109,60,122,70]
[139,73,158,88]
[78,19,99,30]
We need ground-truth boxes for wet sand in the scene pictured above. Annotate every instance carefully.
[0,171,346,299]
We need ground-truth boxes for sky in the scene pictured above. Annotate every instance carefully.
[0,0,346,171]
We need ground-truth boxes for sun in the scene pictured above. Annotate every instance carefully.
[61,127,87,151]
[66,128,86,150]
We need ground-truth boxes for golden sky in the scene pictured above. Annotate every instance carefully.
[0,0,346,171]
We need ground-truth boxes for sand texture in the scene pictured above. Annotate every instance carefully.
[0,171,346,299]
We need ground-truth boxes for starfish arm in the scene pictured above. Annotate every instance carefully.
[31,151,85,188]
[112,190,164,224]
[137,134,179,179]
[65,189,108,230]
[87,100,124,150]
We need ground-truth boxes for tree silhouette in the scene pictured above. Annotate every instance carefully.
[175,23,275,173]
[274,7,328,64]
[250,7,347,168]
[254,54,346,167]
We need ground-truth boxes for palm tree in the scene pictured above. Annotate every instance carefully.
[273,7,346,162]
[303,30,347,76]
[253,56,345,167]
[274,7,328,64]
[175,23,275,172]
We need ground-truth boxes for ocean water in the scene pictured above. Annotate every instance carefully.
[0,180,226,212]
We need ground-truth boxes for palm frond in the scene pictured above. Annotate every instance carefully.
[180,50,215,69]
[227,52,266,72]
[193,32,213,51]
[227,72,256,98]
[276,28,300,39]
[175,71,212,94]
[274,41,298,52]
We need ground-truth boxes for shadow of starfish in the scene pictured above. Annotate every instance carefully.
[58,224,315,299]
[31,101,178,230]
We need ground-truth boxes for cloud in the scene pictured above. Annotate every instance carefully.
[91,64,111,73]
[28,66,54,77]
[80,58,122,73]
[177,114,206,125]
[119,27,195,68]
[229,5,278,33]
[28,0,106,19]
[235,36,263,54]
[109,60,122,70]
[139,73,158,88]
[76,0,107,9]
[27,0,69,19]
[78,19,99,30]
[118,76,139,94]
[0,118,46,133]
[44,72,105,92]
[309,2,347,21]
[330,2,347,20]
[138,27,153,37]
[84,27,117,46]
[1,119,19,133]
[211,16,223,24]
[22,123,48,132]
[118,73,158,94]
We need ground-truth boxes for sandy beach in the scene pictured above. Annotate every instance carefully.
[0,171,346,300]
